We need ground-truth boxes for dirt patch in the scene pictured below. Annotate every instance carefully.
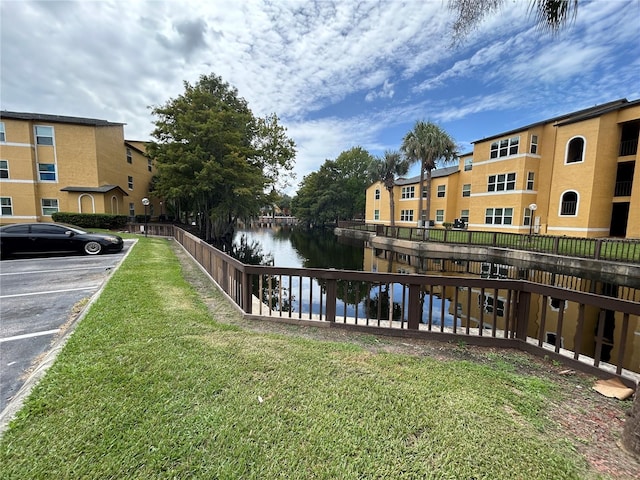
[172,242,639,479]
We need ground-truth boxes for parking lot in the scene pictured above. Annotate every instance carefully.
[0,240,135,416]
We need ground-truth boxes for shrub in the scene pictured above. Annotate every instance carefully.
[52,212,129,230]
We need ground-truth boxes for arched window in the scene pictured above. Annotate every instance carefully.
[374,189,380,200]
[560,191,578,216]
[111,195,119,214]
[565,136,585,164]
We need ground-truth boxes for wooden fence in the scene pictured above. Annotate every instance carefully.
[128,223,640,386]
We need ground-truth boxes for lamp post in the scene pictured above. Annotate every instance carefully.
[528,203,537,236]
[142,197,150,237]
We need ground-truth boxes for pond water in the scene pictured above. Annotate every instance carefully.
[233,227,638,370]
[234,227,458,326]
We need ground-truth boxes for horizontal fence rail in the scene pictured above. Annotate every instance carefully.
[337,222,640,264]
[166,225,640,386]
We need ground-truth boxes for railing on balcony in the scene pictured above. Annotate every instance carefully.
[165,226,640,386]
[615,180,633,196]
[619,138,638,157]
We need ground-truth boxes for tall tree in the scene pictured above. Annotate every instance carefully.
[147,73,295,249]
[368,151,409,227]
[401,122,457,228]
[292,146,374,227]
[448,0,578,44]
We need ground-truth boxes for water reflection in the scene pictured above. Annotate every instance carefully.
[235,227,461,326]
[234,227,639,372]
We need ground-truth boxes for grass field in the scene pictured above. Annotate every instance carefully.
[0,238,602,479]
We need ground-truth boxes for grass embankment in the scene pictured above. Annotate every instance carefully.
[0,238,593,479]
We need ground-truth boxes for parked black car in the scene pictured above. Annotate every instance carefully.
[0,223,124,258]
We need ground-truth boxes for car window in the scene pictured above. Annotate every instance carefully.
[1,225,30,233]
[31,224,67,234]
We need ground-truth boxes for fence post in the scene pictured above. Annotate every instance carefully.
[325,279,337,322]
[594,239,602,260]
[243,272,252,314]
[407,284,421,330]
[514,290,531,341]
[221,261,229,293]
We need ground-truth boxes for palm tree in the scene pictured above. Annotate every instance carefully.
[369,151,409,227]
[401,121,457,228]
[448,0,579,45]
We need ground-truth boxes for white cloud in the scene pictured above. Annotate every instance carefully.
[365,79,395,102]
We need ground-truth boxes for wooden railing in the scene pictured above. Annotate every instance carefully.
[169,226,640,386]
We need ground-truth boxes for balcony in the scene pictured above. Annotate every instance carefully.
[615,180,633,197]
[619,138,638,157]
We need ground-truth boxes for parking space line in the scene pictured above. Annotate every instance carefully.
[0,329,60,343]
[1,287,96,299]
[0,266,110,276]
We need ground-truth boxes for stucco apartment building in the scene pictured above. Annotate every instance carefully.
[0,111,158,225]
[366,98,640,238]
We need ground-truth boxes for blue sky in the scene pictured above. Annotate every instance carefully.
[1,0,639,194]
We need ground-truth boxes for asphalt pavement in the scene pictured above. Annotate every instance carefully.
[0,240,135,428]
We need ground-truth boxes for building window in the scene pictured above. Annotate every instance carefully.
[35,126,54,145]
[485,207,513,225]
[560,191,578,216]
[462,184,471,197]
[128,175,134,190]
[481,263,510,279]
[0,197,12,215]
[460,209,469,222]
[549,297,567,312]
[147,158,153,172]
[0,160,8,179]
[421,186,428,198]
[488,173,516,192]
[566,137,585,164]
[401,186,415,199]
[129,202,135,217]
[126,148,132,164]
[0,122,5,142]
[374,209,380,220]
[464,158,472,171]
[436,209,444,222]
[38,163,56,181]
[526,172,535,190]
[479,293,505,317]
[490,136,519,159]
[400,209,414,222]
[41,198,59,216]
[530,135,538,154]
[437,185,445,197]
[523,207,533,226]
[374,189,380,200]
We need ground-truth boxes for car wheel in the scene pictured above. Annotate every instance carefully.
[84,241,102,255]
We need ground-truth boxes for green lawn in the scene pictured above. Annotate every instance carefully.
[0,238,596,479]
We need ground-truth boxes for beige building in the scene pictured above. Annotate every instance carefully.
[0,111,158,225]
[366,98,640,238]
